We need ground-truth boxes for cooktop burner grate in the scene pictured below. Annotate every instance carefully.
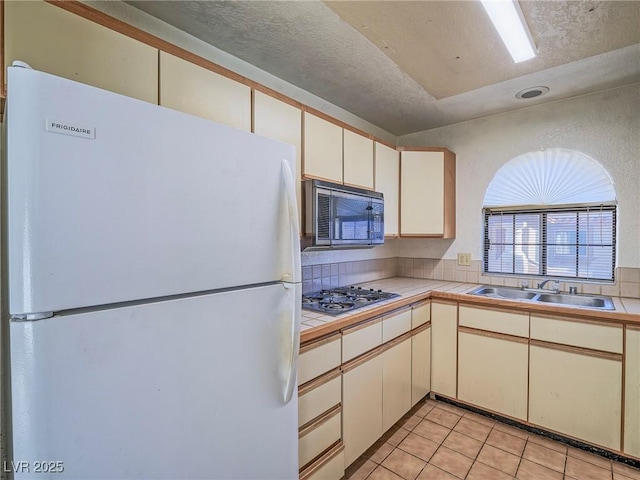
[302,286,400,315]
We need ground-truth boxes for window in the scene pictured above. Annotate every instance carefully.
[484,205,616,281]
[482,149,617,282]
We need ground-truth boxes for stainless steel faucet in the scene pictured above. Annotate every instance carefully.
[537,279,560,293]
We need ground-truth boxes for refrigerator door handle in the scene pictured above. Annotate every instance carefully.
[282,283,301,403]
[281,159,301,284]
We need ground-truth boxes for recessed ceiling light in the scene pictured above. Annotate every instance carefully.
[480,0,537,63]
[515,86,549,99]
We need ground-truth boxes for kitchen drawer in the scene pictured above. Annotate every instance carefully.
[530,315,622,353]
[299,335,342,385]
[300,443,344,480]
[299,371,342,428]
[382,308,412,343]
[299,406,341,470]
[411,301,431,328]
[342,319,382,362]
[459,304,529,338]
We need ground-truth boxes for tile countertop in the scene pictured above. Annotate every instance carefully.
[300,277,640,344]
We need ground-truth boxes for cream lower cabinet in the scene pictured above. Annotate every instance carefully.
[457,305,529,420]
[160,52,251,131]
[458,330,528,420]
[430,302,457,397]
[298,335,344,479]
[625,326,640,458]
[411,301,431,406]
[342,352,383,467]
[382,337,412,432]
[529,344,622,450]
[5,0,158,103]
[411,326,431,407]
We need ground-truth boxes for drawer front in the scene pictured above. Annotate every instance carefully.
[412,302,431,328]
[459,305,529,338]
[299,337,342,385]
[305,448,344,480]
[383,309,412,343]
[299,409,341,469]
[299,375,342,428]
[343,321,382,362]
[530,315,622,353]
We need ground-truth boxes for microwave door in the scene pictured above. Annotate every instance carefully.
[331,191,371,246]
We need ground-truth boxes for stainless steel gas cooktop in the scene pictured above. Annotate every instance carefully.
[302,286,400,315]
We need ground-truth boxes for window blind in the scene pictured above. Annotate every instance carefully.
[484,205,616,281]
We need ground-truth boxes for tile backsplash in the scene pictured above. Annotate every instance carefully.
[396,257,640,299]
[302,258,397,294]
[302,256,640,299]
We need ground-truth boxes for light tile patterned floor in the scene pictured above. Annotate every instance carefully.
[344,399,640,480]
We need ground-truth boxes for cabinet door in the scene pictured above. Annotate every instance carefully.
[458,331,528,420]
[430,302,457,398]
[401,151,443,236]
[625,327,640,457]
[303,113,343,183]
[400,150,455,238]
[411,327,431,407]
[374,143,400,237]
[342,354,383,467]
[159,52,251,131]
[4,0,158,103]
[382,338,412,432]
[343,130,373,189]
[529,344,622,450]
[253,91,303,230]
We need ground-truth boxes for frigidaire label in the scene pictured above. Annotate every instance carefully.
[46,119,95,139]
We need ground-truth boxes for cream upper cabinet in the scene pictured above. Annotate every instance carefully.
[458,330,529,420]
[400,149,456,238]
[343,130,374,189]
[382,338,412,432]
[342,353,383,467]
[159,52,251,131]
[303,112,343,183]
[430,302,457,398]
[411,326,431,407]
[374,143,400,237]
[624,327,640,458]
[4,0,158,103]
[253,91,303,230]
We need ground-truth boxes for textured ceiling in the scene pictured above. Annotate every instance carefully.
[127,1,640,136]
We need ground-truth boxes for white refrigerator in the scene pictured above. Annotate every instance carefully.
[4,64,301,479]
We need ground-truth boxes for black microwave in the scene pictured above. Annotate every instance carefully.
[302,180,384,250]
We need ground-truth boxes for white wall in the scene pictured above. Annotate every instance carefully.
[398,83,640,268]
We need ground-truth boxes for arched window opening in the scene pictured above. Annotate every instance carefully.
[482,149,617,282]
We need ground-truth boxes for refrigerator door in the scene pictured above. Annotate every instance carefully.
[10,283,301,479]
[6,66,300,316]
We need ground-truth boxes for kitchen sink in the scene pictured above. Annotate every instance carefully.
[535,293,615,310]
[470,286,538,300]
[468,285,615,310]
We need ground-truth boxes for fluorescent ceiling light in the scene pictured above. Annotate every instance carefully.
[480,0,537,63]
